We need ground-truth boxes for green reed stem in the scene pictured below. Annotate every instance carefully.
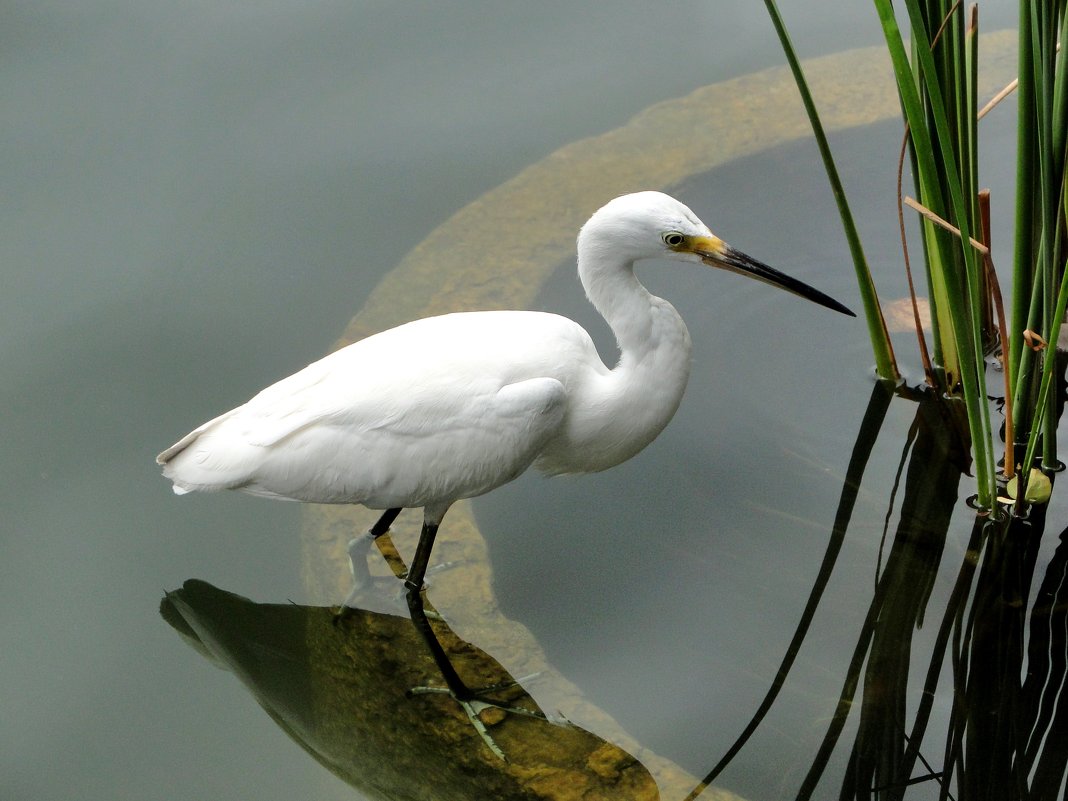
[762,0,900,383]
[875,0,997,507]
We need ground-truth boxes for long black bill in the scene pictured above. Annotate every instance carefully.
[702,243,855,317]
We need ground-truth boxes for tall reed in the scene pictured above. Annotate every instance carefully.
[764,0,1068,510]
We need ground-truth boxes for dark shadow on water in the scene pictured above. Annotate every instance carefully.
[161,579,664,801]
[687,381,1068,800]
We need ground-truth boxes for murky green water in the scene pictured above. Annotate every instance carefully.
[4,3,1041,801]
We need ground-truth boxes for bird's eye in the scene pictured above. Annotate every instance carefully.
[662,232,685,247]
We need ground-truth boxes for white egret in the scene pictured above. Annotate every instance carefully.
[157,191,852,725]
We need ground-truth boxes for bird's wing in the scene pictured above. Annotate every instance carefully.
[281,373,569,506]
[158,311,587,503]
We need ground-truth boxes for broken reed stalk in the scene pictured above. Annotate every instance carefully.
[978,189,1014,479]
[896,127,937,387]
[903,196,990,254]
[978,78,1019,120]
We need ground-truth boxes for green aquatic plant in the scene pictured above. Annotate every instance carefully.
[763,0,1068,512]
[763,0,900,385]
[698,3,1068,797]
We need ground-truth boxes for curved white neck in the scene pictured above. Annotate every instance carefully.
[563,242,693,471]
[577,240,691,363]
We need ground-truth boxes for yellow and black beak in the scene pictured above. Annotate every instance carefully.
[687,235,855,317]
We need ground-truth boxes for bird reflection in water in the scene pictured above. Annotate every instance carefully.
[161,578,666,801]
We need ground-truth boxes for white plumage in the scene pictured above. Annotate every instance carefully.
[158,191,853,748]
[159,191,851,531]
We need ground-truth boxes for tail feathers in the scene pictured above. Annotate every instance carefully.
[157,407,252,494]
[157,432,206,495]
[158,404,242,465]
[156,431,198,466]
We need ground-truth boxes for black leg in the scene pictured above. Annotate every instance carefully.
[403,520,473,699]
[370,507,402,539]
[403,518,439,591]
[398,510,562,760]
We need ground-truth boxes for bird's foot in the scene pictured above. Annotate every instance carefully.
[333,580,417,623]
[399,558,463,588]
[333,593,446,624]
[406,674,564,761]
[334,531,460,623]
[333,532,389,622]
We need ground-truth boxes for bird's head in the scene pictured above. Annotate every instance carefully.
[579,191,855,317]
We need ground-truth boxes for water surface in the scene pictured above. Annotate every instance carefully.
[3,3,1025,800]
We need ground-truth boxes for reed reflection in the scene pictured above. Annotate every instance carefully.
[690,383,1068,800]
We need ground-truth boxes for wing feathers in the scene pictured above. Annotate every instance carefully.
[157,311,591,504]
